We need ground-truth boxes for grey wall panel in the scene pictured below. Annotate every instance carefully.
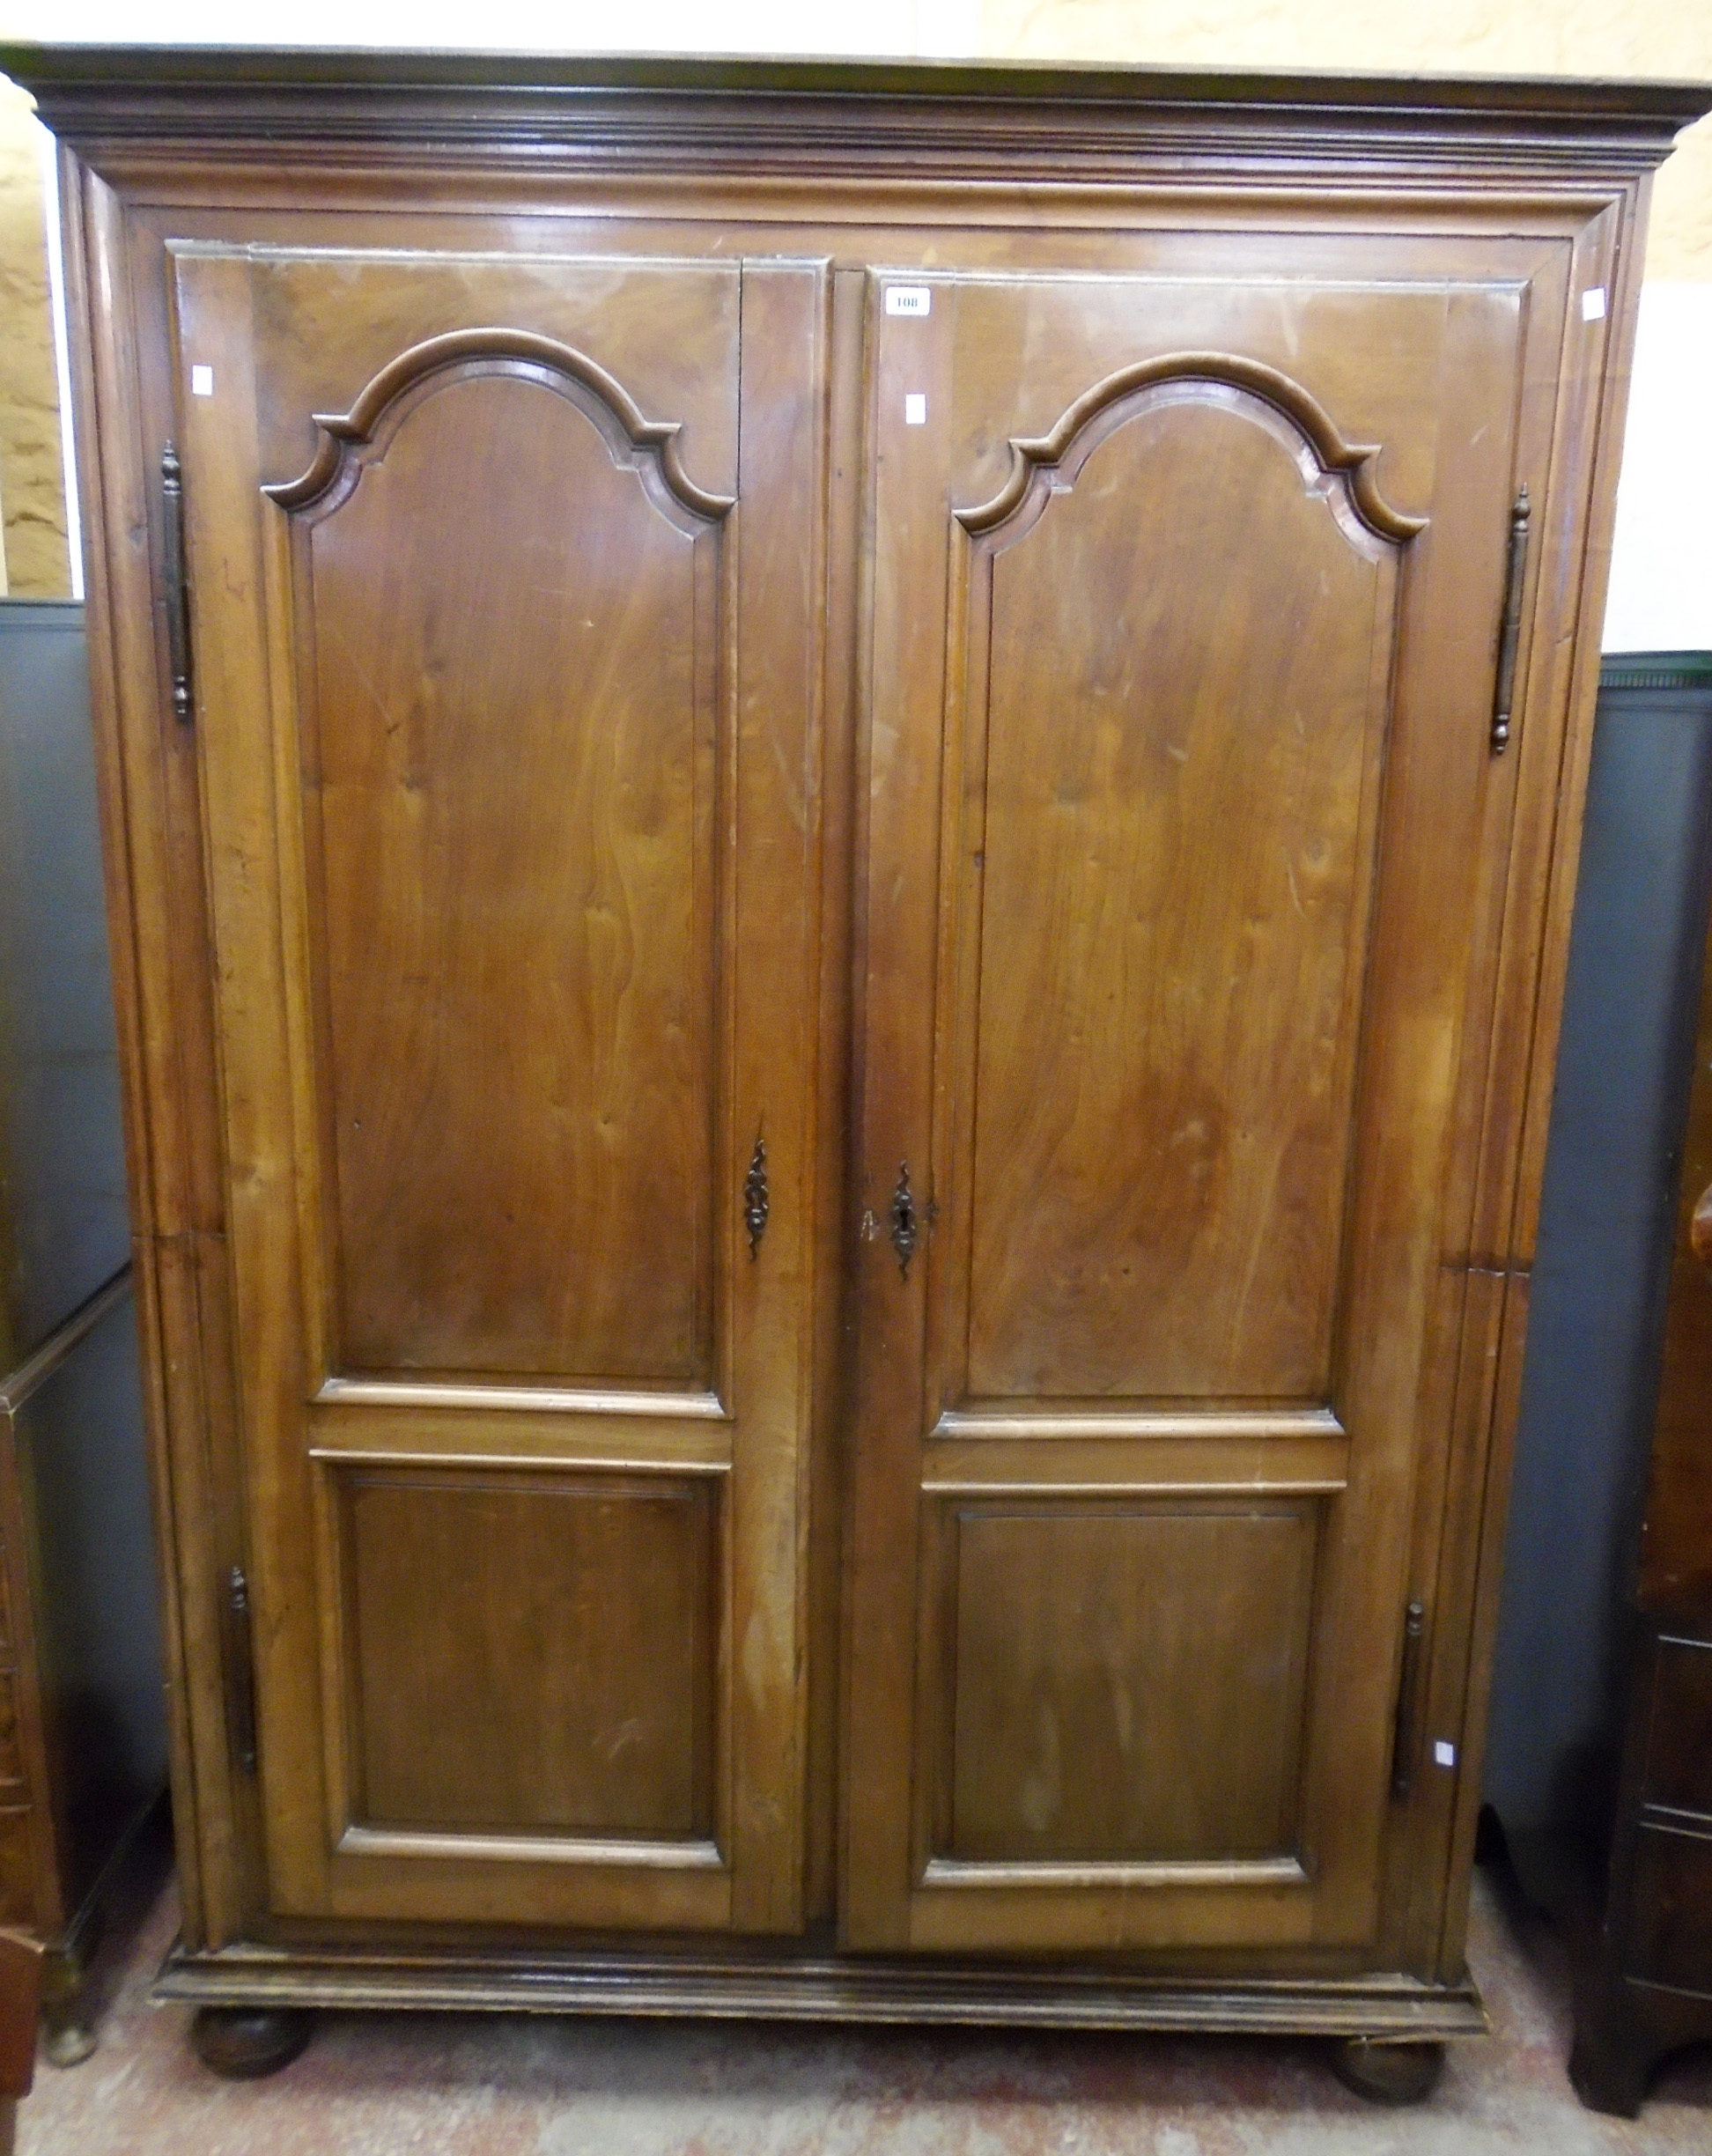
[0,601,128,1362]
[1486,658,1712,1842]
[13,1281,166,1910]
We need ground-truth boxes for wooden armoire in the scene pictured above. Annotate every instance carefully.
[11,42,1708,2095]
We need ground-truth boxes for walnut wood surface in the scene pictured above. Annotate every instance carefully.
[339,1469,718,1840]
[939,1503,1317,1864]
[19,41,1701,2029]
[301,354,723,1381]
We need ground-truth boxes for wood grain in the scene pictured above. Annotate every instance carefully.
[337,1467,718,1842]
[299,362,719,1383]
[963,383,1393,1399]
[938,1502,1317,1864]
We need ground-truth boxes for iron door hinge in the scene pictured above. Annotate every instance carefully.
[744,1133,769,1258]
[161,441,195,725]
[1490,484,1531,755]
[225,1564,257,1775]
[1391,1597,1427,1800]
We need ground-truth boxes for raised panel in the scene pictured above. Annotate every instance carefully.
[1642,1639,1712,1820]
[956,380,1400,1401]
[335,1465,719,1844]
[288,350,728,1384]
[0,1672,24,1793]
[930,1500,1317,1867]
[0,1809,31,1925]
[1626,1827,1712,1992]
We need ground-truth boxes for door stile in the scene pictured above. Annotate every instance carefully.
[173,248,334,1916]
[726,259,831,1931]
[841,278,960,1949]
[919,508,975,1435]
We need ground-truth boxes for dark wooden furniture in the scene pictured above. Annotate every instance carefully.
[0,601,167,2064]
[10,43,1707,2093]
[1569,653,1712,2116]
[0,1929,43,2154]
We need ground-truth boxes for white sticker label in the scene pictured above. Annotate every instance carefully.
[904,393,927,426]
[190,365,214,397]
[1582,287,1607,321]
[1434,1740,1457,1769]
[886,285,932,318]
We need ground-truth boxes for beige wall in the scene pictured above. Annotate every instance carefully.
[980,0,1712,280]
[0,6,1708,595]
[0,79,65,596]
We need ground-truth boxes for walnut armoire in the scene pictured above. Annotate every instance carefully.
[9,43,1708,2100]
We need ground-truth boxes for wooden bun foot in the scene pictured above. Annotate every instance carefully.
[190,2005,314,2079]
[1329,2035,1445,2105]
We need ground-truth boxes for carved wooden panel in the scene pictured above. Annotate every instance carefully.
[928,1499,1318,1866]
[951,365,1406,1401]
[279,332,731,1384]
[247,252,742,502]
[335,1466,718,1843]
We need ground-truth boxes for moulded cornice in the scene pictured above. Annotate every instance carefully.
[4,45,1708,194]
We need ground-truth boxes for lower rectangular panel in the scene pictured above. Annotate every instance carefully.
[301,1457,734,1931]
[333,1466,719,1842]
[1625,1824,1712,1993]
[933,1501,1317,1865]
[908,1494,1322,1948]
[156,1936,1487,2036]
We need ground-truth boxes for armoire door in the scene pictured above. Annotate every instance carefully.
[169,244,826,1933]
[844,258,1552,1953]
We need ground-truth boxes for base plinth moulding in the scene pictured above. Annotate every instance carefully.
[158,1937,1486,2042]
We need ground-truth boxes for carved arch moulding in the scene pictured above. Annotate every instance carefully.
[262,325,736,532]
[956,351,1427,557]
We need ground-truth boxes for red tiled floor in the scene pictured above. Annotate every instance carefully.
[15,1848,1712,2154]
